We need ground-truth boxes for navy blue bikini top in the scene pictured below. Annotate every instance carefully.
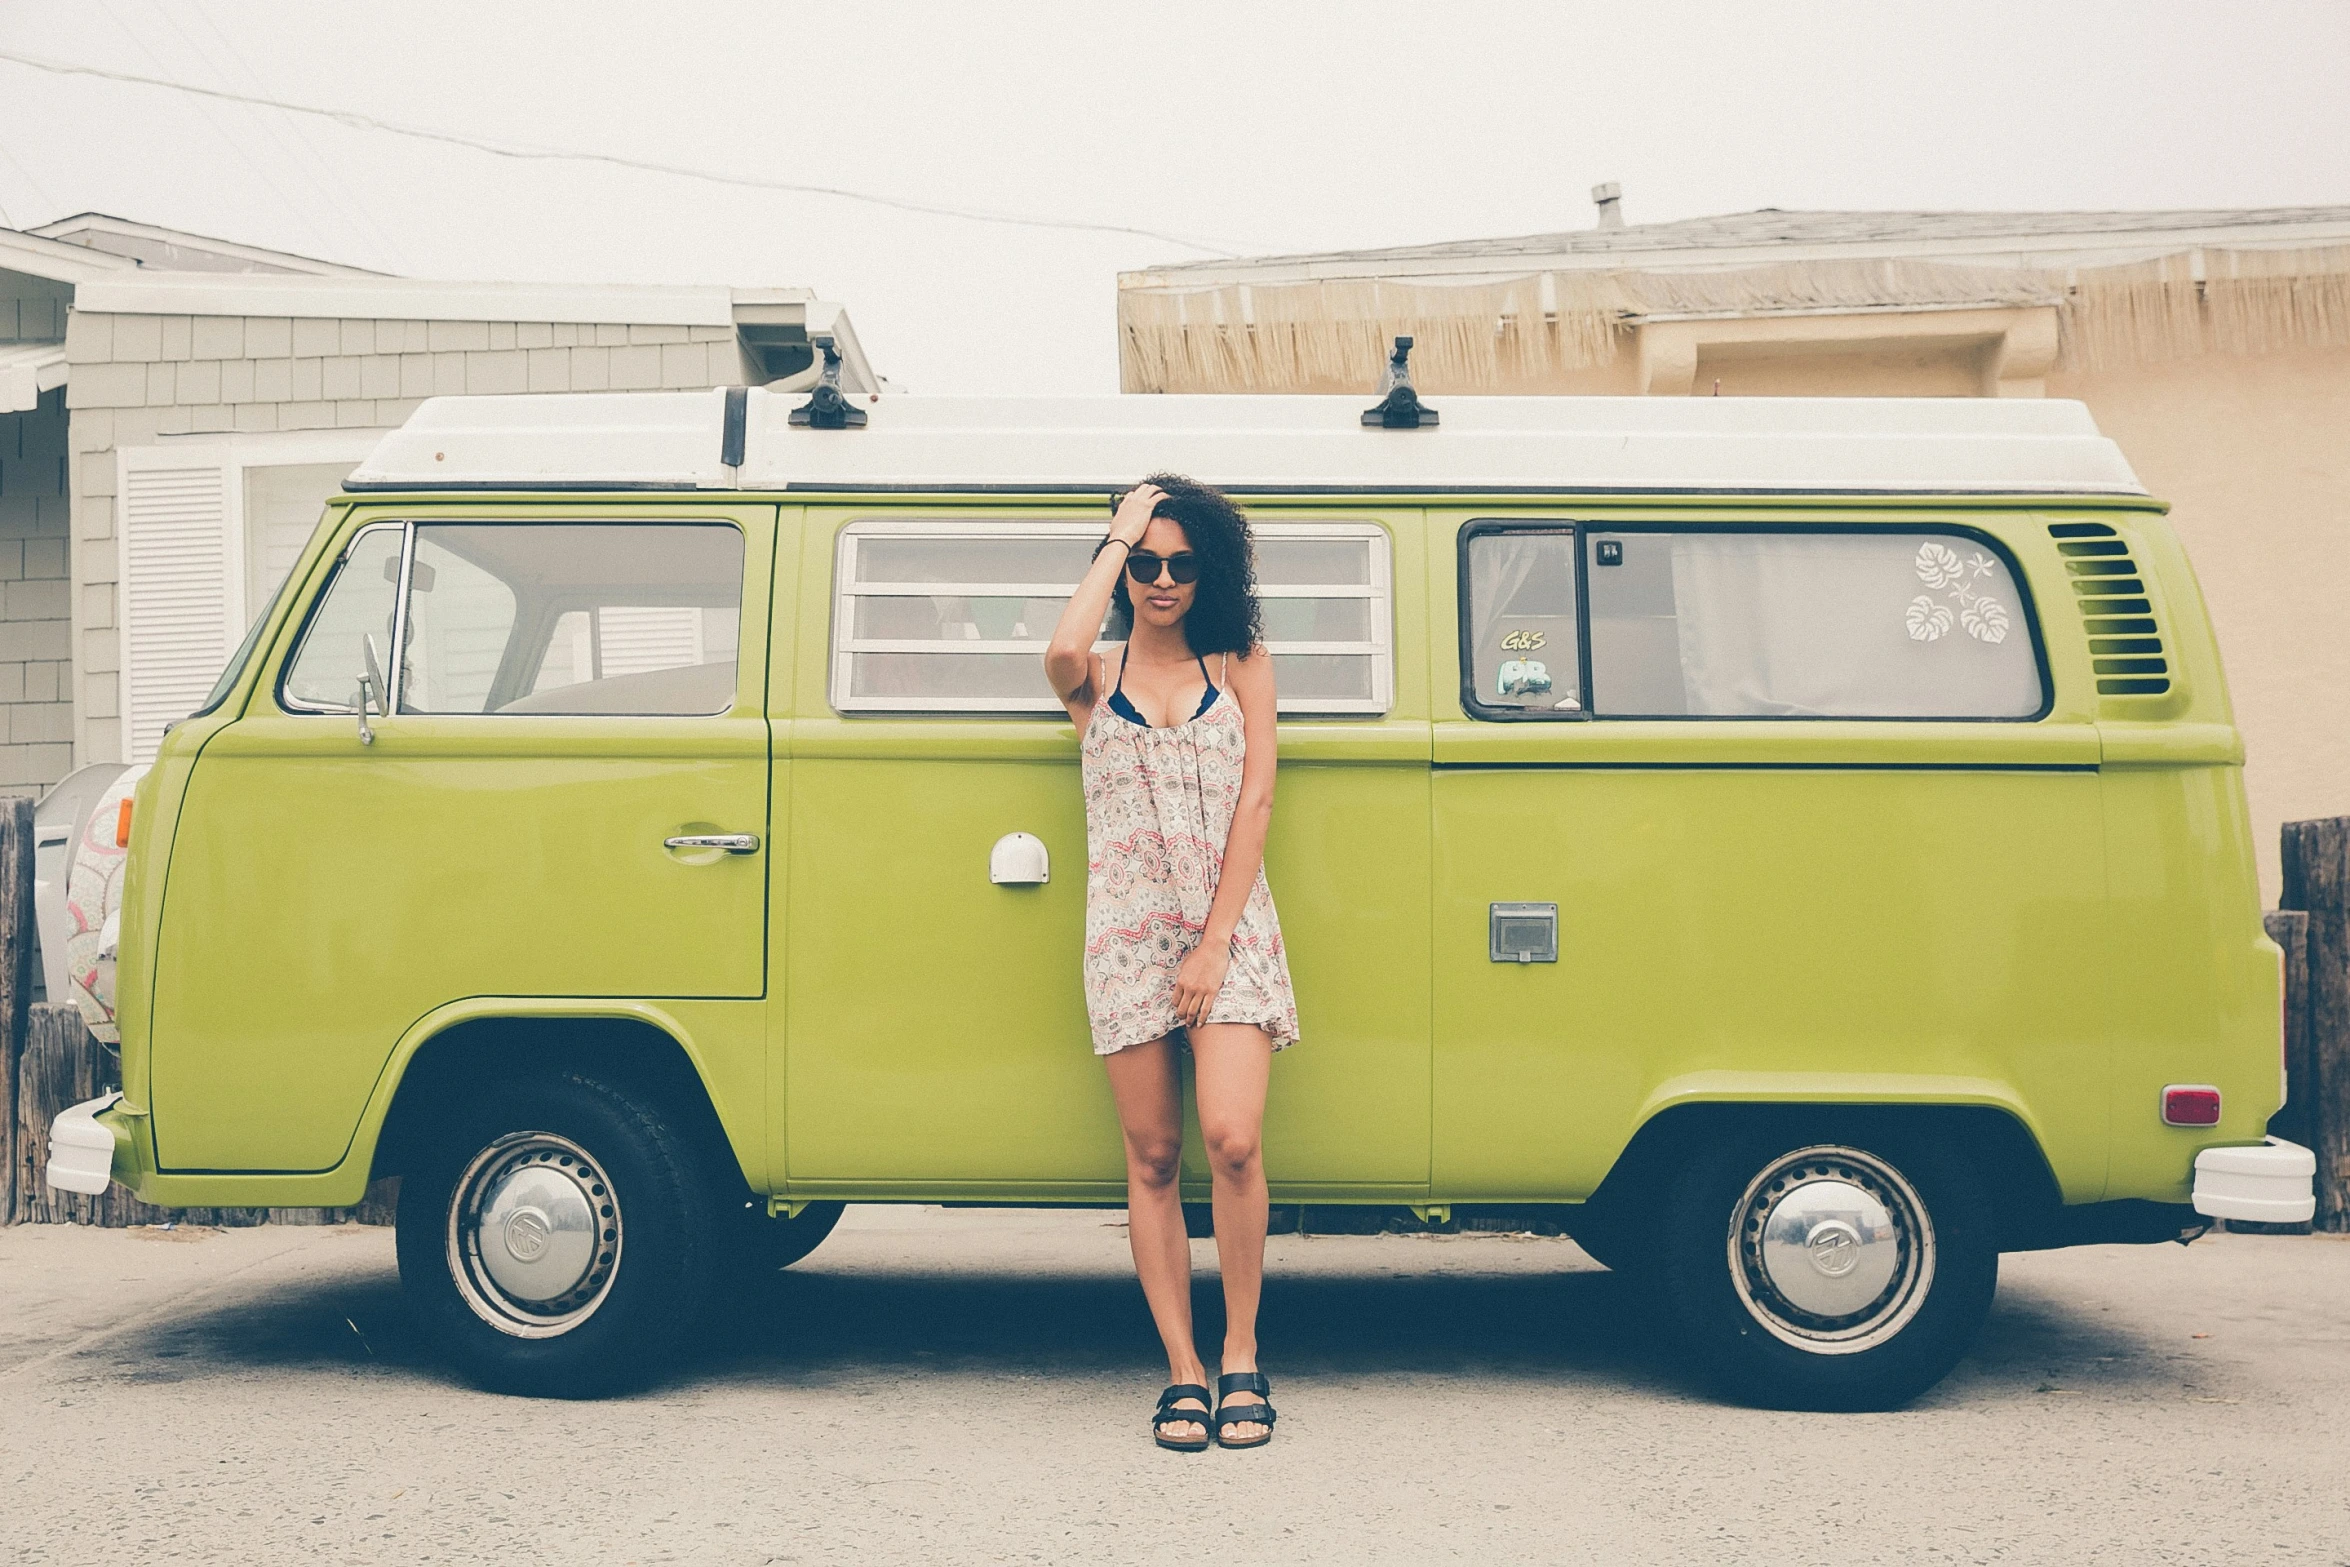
[1108,648,1218,728]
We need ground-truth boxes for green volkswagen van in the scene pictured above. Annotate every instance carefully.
[48,382,2314,1409]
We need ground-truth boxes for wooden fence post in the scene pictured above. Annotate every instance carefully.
[14,1004,97,1225]
[2264,909,2313,1152]
[0,797,35,1227]
[2279,818,2350,1232]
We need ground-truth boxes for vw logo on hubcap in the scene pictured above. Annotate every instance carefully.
[1805,1219,1862,1277]
[503,1207,553,1263]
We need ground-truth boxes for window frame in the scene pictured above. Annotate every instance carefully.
[277,519,408,716]
[276,517,751,719]
[828,515,1396,717]
[1455,519,1593,724]
[1455,518,2057,725]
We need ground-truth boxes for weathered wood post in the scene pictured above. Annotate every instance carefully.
[13,1004,96,1225]
[11,1002,179,1226]
[2264,909,2312,1152]
[0,796,34,1226]
[2279,818,2350,1232]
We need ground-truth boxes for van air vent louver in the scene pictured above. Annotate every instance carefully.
[2048,522,2170,696]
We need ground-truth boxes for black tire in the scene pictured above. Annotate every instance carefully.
[1566,1201,1644,1276]
[730,1199,846,1283]
[1658,1130,1997,1411]
[395,1070,724,1398]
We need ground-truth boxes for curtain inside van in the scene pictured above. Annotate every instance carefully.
[1665,533,2042,718]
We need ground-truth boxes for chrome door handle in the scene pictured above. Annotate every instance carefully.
[665,833,760,854]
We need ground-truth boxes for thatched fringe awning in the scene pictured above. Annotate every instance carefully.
[1118,246,2350,392]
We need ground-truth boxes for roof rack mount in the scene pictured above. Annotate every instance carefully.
[789,336,868,430]
[1362,336,1439,430]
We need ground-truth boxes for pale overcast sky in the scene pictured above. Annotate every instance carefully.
[3,0,2347,392]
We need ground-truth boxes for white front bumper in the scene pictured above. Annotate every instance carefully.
[2192,1137,2316,1224]
[44,1092,120,1196]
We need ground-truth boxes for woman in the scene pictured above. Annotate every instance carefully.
[1045,476,1300,1452]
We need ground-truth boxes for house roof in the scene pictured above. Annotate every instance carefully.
[73,270,800,324]
[0,225,141,286]
[0,211,876,392]
[347,388,2146,497]
[27,212,380,276]
[1135,205,2350,286]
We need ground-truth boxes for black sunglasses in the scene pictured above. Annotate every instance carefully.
[1125,550,1200,586]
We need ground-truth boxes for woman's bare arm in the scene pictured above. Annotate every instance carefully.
[1045,481,1163,725]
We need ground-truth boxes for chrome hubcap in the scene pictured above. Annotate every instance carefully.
[447,1132,622,1338]
[1728,1146,1934,1355]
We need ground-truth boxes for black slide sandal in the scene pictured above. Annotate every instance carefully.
[1213,1371,1277,1449]
[1152,1383,1213,1452]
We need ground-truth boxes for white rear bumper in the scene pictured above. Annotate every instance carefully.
[2192,1137,2316,1224]
[44,1092,120,1196]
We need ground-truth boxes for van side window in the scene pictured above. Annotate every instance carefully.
[1586,530,2044,719]
[831,519,1393,715]
[400,523,744,716]
[1461,527,1583,718]
[281,524,403,712]
[284,521,745,717]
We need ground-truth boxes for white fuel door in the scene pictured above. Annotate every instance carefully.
[988,832,1050,885]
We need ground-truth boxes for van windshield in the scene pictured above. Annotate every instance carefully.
[193,568,297,719]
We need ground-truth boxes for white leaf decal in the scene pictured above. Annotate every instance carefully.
[1962,596,2011,644]
[1906,595,1953,641]
[1967,550,1998,580]
[1914,541,1965,589]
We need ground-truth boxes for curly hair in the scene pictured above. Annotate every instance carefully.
[1108,472,1263,657]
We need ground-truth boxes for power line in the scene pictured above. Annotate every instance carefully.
[89,0,342,259]
[180,0,411,268]
[0,47,1243,257]
[0,131,60,219]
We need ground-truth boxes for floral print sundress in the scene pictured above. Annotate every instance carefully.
[1081,648,1300,1056]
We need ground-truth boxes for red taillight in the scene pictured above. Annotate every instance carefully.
[114,799,132,848]
[2162,1085,2222,1127]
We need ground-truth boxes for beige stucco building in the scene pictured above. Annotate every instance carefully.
[1119,201,2350,899]
[0,214,873,793]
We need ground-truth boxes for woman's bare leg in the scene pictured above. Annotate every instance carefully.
[1101,1035,1206,1441]
[1190,1022,1274,1442]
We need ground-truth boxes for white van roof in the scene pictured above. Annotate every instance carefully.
[347,389,2148,498]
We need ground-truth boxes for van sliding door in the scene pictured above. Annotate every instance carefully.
[1428,515,2110,1203]
[777,506,1435,1201]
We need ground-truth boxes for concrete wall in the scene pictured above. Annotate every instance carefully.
[2050,347,2350,902]
[61,311,753,773]
[0,387,74,794]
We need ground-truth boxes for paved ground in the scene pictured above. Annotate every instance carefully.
[1,1210,2346,1567]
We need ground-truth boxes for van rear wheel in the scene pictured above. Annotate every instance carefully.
[395,1071,720,1397]
[1659,1134,1996,1411]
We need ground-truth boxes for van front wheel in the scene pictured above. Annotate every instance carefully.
[1660,1135,1996,1411]
[395,1071,720,1397]
[731,1199,846,1283]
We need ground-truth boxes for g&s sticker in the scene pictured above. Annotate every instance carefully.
[1500,628,1546,651]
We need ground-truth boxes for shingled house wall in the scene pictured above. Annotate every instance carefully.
[60,312,756,773]
[0,275,76,794]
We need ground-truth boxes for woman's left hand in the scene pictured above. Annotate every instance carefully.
[1172,938,1231,1031]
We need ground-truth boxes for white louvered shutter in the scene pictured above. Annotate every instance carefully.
[118,458,236,763]
[597,605,705,677]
